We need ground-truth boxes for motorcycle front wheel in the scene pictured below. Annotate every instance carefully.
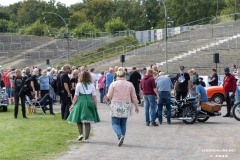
[233,102,240,121]
[183,105,198,124]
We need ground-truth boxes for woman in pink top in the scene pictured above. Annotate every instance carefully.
[98,71,105,103]
[106,67,139,147]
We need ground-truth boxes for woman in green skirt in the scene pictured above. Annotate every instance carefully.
[68,71,100,142]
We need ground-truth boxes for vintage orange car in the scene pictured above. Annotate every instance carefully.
[205,86,224,104]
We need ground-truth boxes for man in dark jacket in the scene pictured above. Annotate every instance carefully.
[140,69,159,126]
[174,66,190,100]
[130,67,142,104]
[223,67,237,117]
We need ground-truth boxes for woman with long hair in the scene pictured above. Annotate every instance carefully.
[105,67,139,147]
[67,71,100,142]
[7,69,27,119]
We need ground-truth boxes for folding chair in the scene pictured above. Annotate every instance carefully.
[25,96,45,115]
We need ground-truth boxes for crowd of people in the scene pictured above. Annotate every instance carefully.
[0,63,239,146]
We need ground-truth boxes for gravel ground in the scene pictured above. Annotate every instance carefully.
[51,100,240,160]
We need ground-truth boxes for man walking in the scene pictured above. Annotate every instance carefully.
[130,67,142,104]
[61,64,72,120]
[141,69,159,126]
[156,73,173,124]
[174,66,190,100]
[222,67,236,117]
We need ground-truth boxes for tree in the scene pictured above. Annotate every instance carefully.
[83,0,116,30]
[105,17,128,33]
[73,22,100,38]
[0,19,9,32]
[69,12,87,29]
[113,0,146,30]
[17,0,46,26]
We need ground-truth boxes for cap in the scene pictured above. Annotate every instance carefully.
[199,77,203,80]
[224,67,230,72]
[142,67,147,71]
[47,67,52,70]
[180,66,185,70]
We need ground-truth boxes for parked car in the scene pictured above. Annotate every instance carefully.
[205,86,224,104]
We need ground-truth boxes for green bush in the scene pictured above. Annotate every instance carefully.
[0,19,9,32]
[19,20,50,36]
[7,21,18,33]
[104,17,128,34]
[72,22,100,38]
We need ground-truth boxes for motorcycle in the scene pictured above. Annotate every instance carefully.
[232,102,240,121]
[197,102,222,122]
[162,97,198,124]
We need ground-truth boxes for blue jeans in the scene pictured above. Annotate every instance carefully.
[99,88,104,102]
[105,86,110,95]
[158,91,171,122]
[6,87,12,98]
[112,117,127,139]
[144,95,157,124]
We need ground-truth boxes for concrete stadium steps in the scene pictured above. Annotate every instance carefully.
[89,20,240,74]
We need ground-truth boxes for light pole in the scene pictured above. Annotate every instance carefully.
[158,0,168,73]
[42,12,70,63]
[235,0,237,21]
[216,0,219,24]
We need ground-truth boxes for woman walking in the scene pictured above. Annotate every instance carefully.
[7,69,27,119]
[98,71,105,103]
[67,71,100,142]
[106,67,139,147]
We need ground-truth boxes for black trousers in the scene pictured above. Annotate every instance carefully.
[133,84,141,103]
[41,90,49,98]
[176,91,188,100]
[14,92,26,118]
[38,94,54,114]
[224,93,232,115]
[61,95,72,120]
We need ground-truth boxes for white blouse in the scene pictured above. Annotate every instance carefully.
[75,82,96,96]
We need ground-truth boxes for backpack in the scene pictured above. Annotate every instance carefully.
[55,72,64,95]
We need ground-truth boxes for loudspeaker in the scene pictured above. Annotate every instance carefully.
[213,53,219,63]
[46,59,50,65]
[120,55,125,63]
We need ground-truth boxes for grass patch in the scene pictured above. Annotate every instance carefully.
[59,35,139,67]
[0,106,78,160]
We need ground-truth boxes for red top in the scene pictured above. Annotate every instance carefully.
[3,71,11,87]
[223,74,237,94]
[140,75,156,95]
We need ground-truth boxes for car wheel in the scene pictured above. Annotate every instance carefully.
[211,94,224,104]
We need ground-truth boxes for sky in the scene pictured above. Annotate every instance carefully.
[0,0,83,7]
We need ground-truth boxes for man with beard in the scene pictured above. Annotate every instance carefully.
[222,67,237,117]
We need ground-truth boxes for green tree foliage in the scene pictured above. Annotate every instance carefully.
[105,17,128,34]
[19,20,49,36]
[69,12,87,29]
[17,0,46,26]
[73,22,100,38]
[0,0,239,37]
[0,19,9,32]
[82,0,116,30]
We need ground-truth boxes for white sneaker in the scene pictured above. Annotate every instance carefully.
[84,139,89,143]
[77,135,83,141]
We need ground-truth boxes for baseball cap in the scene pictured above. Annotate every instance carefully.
[142,67,147,71]
[224,67,230,72]
[179,66,185,70]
